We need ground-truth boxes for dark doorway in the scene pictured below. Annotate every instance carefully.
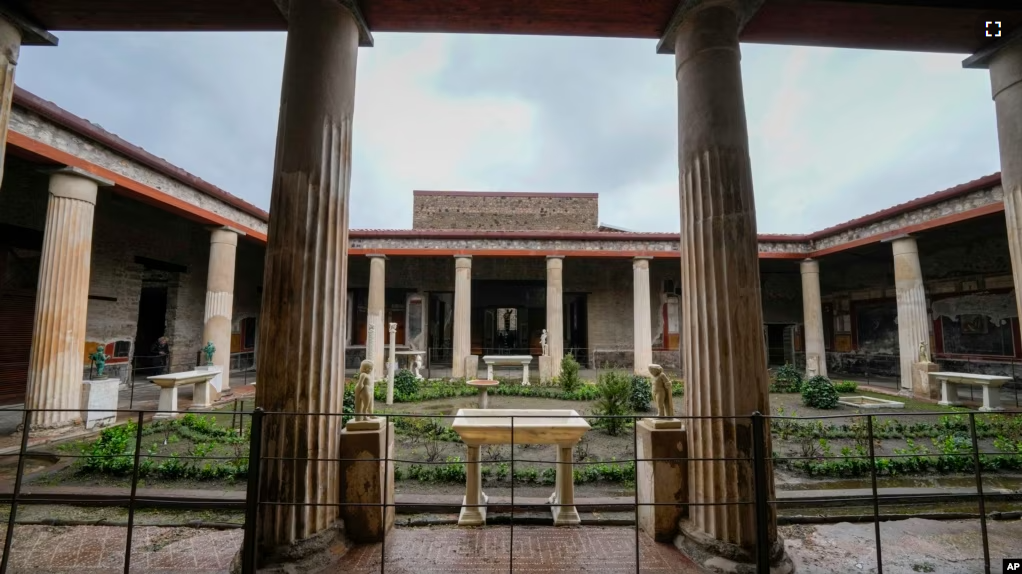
[564,293,588,366]
[766,323,795,367]
[428,292,454,365]
[133,286,168,374]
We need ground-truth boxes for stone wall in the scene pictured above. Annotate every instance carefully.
[412,192,599,231]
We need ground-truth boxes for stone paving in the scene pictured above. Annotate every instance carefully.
[334,525,703,573]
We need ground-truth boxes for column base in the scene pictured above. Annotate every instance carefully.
[637,420,687,542]
[676,522,794,574]
[339,423,395,543]
[547,491,581,526]
[239,522,347,573]
[457,492,488,526]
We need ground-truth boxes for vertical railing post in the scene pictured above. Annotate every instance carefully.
[968,412,991,574]
[509,414,514,574]
[381,414,389,574]
[0,409,32,574]
[866,414,883,574]
[750,412,770,574]
[123,410,146,574]
[241,408,264,574]
[633,414,640,574]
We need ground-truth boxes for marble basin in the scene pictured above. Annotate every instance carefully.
[452,408,590,446]
[837,395,904,409]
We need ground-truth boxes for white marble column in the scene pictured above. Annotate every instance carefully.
[386,321,396,404]
[25,167,111,428]
[452,256,472,378]
[202,227,241,396]
[255,0,367,552]
[0,17,20,188]
[546,256,564,362]
[891,236,929,393]
[633,257,654,375]
[670,2,789,570]
[800,258,827,378]
[367,254,386,379]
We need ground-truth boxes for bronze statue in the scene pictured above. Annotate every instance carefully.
[355,359,375,421]
[90,345,108,379]
[649,364,673,418]
[202,341,216,366]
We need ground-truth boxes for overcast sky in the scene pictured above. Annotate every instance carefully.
[16,31,1001,234]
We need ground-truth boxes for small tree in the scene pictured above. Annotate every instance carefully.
[629,375,652,412]
[560,354,582,392]
[593,371,632,436]
[801,375,839,409]
[393,369,419,400]
[772,363,803,393]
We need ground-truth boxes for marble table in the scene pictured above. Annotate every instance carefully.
[148,368,221,418]
[395,350,425,369]
[930,372,1012,411]
[451,408,591,526]
[481,355,532,385]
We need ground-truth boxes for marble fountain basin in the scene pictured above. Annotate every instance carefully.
[452,408,591,447]
[837,395,905,409]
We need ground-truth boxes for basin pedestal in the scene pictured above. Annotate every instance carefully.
[548,446,580,525]
[637,420,687,541]
[460,444,489,526]
[340,422,395,542]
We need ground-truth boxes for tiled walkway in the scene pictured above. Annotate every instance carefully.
[334,526,703,573]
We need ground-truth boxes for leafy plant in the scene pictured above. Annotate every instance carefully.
[559,354,582,393]
[801,375,839,409]
[592,371,633,436]
[833,380,858,393]
[393,369,420,400]
[771,364,803,393]
[629,375,652,412]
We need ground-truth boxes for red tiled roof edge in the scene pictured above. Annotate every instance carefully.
[413,190,599,199]
[12,87,270,223]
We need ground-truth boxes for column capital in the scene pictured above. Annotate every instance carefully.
[366,253,388,260]
[656,0,764,55]
[799,258,819,274]
[45,166,114,188]
[633,256,654,261]
[963,26,1022,70]
[0,3,58,47]
[455,255,472,269]
[46,167,112,205]
[333,0,375,48]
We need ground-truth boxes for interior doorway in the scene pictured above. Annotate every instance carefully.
[133,285,168,374]
[765,323,795,367]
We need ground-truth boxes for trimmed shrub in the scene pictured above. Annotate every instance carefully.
[629,375,652,412]
[801,375,839,409]
[772,363,803,393]
[393,369,420,400]
[560,354,582,393]
[593,371,632,436]
[833,380,858,393]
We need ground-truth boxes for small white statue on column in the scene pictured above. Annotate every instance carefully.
[387,322,397,405]
[413,354,424,380]
[540,329,548,356]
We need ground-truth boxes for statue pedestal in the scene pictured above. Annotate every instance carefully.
[912,361,940,400]
[192,366,223,408]
[538,355,557,384]
[340,422,395,542]
[80,379,119,429]
[637,420,687,542]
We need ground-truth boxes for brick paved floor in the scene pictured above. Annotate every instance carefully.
[0,524,242,573]
[334,526,703,573]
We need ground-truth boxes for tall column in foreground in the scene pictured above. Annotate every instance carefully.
[891,236,929,393]
[202,227,240,395]
[26,167,111,428]
[546,256,565,363]
[255,0,367,553]
[367,254,386,379]
[0,17,20,188]
[452,256,472,378]
[670,2,790,571]
[800,259,827,378]
[633,257,654,375]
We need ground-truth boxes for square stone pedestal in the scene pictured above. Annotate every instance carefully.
[539,356,557,384]
[81,379,119,430]
[195,365,223,403]
[464,355,479,380]
[637,419,687,542]
[340,422,395,543]
[912,362,939,400]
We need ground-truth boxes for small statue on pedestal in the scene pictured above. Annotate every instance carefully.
[918,341,929,363]
[89,345,108,379]
[413,355,424,380]
[649,364,674,418]
[202,341,216,366]
[540,329,548,356]
[355,359,375,421]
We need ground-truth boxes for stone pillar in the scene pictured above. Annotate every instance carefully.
[669,3,790,571]
[452,256,473,378]
[202,227,240,397]
[25,167,111,429]
[255,0,366,555]
[800,258,827,378]
[386,322,396,405]
[633,257,654,375]
[891,236,929,393]
[0,17,20,188]
[546,256,564,362]
[367,254,386,379]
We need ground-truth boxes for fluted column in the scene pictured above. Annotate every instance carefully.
[800,259,827,378]
[633,257,654,375]
[255,0,361,552]
[452,256,472,378]
[0,18,21,188]
[26,167,111,428]
[546,256,564,362]
[671,3,788,570]
[367,254,386,379]
[202,227,240,395]
[891,236,929,392]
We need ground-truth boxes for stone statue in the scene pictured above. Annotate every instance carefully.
[540,329,548,356]
[413,354,424,380]
[202,341,216,366]
[89,345,108,379]
[918,341,929,363]
[649,364,674,418]
[355,359,375,421]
